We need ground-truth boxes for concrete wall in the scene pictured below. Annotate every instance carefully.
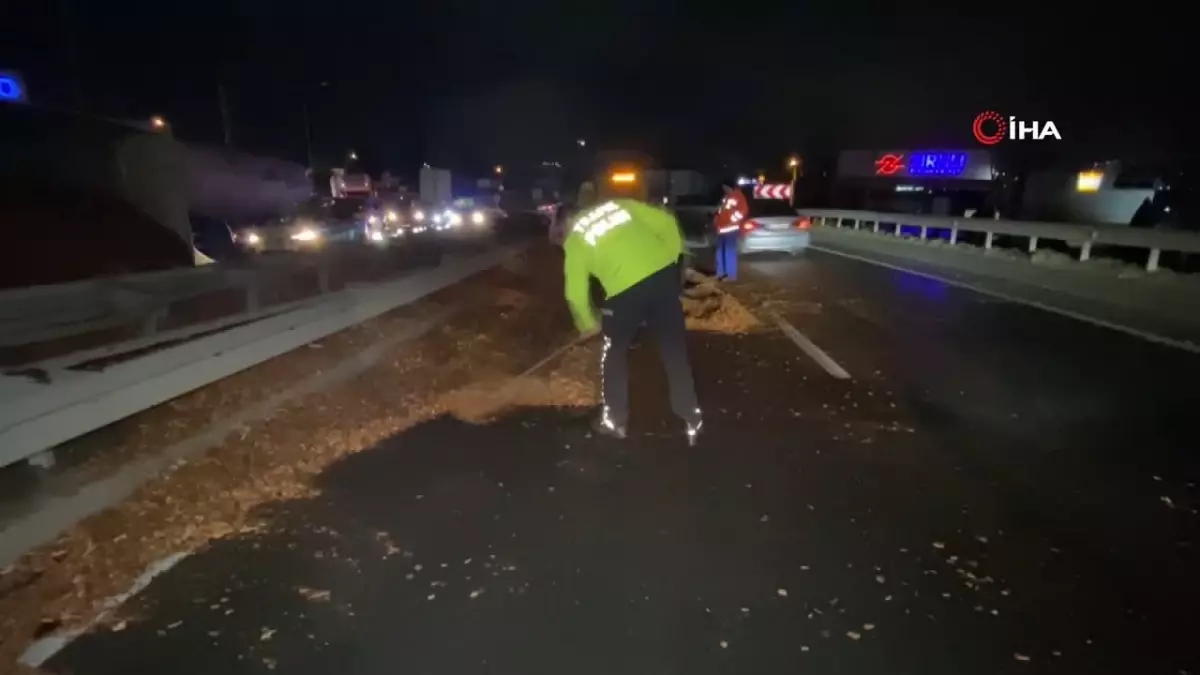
[0,103,192,246]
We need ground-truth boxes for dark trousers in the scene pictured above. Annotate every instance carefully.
[715,232,739,280]
[600,262,701,429]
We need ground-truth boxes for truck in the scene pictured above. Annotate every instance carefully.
[645,170,709,204]
[330,168,372,198]
[419,167,452,207]
[596,165,649,202]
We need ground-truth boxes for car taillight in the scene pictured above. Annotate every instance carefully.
[795,217,811,230]
[742,220,758,231]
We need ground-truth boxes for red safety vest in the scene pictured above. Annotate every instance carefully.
[714,189,749,235]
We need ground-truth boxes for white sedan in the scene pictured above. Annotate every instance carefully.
[737,199,811,255]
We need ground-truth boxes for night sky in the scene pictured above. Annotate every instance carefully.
[3,1,1187,175]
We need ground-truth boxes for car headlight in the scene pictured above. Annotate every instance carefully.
[471,210,485,225]
[291,228,320,242]
[413,210,425,222]
[368,214,380,225]
[445,210,462,226]
[368,230,384,242]
[242,231,261,244]
[386,210,399,223]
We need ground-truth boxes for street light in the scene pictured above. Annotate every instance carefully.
[149,115,167,130]
[494,164,503,175]
[786,156,802,205]
[576,139,586,147]
[348,150,358,161]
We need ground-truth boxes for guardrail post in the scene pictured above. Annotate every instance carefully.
[872,220,879,233]
[919,226,927,240]
[1028,236,1038,254]
[984,231,994,250]
[894,223,903,237]
[141,309,164,336]
[1147,248,1161,273]
[1079,241,1092,262]
[949,225,958,246]
[245,281,260,312]
[27,449,56,469]
[317,264,331,294]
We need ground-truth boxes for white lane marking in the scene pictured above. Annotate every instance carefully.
[810,245,1200,356]
[767,311,851,380]
[20,552,189,667]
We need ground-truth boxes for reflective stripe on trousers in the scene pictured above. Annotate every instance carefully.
[598,263,701,429]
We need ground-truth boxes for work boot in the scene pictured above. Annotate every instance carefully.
[591,414,627,440]
[685,419,704,447]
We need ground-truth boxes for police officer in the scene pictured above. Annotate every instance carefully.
[563,198,703,445]
[713,181,749,281]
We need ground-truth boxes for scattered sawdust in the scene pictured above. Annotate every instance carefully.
[684,293,762,334]
[499,252,528,276]
[296,587,331,602]
[373,531,402,558]
[492,288,529,312]
[681,270,762,334]
[438,344,598,424]
[0,243,582,673]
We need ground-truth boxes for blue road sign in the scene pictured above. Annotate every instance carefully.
[0,71,28,103]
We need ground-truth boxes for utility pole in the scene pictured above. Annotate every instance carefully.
[303,101,314,169]
[787,156,802,206]
[217,83,233,148]
[303,81,330,170]
[56,0,85,109]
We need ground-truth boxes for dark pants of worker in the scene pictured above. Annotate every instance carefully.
[600,262,701,430]
[715,232,739,280]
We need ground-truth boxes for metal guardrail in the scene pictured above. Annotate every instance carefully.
[0,243,526,469]
[0,239,459,372]
[797,209,1200,272]
[0,254,323,357]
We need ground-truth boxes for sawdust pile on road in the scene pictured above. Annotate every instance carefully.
[681,269,762,334]
[0,243,578,674]
[438,339,599,424]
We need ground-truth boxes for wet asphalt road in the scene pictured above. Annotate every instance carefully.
[49,249,1200,675]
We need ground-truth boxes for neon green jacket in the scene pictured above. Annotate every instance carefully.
[562,199,683,332]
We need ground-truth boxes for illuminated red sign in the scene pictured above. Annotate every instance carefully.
[874,153,905,175]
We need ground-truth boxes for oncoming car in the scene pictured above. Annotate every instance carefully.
[737,199,810,255]
[235,200,335,252]
[429,204,493,232]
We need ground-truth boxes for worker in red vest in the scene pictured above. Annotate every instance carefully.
[713,181,749,280]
